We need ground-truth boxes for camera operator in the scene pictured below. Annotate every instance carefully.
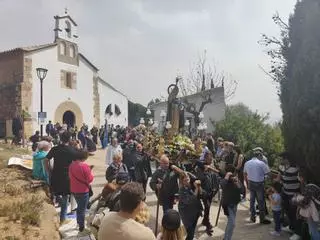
[220,166,242,240]
[195,150,220,236]
[178,172,203,240]
[150,155,184,214]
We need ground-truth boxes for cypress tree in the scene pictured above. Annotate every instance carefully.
[281,0,320,182]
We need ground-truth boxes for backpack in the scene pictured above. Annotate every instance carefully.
[107,189,121,212]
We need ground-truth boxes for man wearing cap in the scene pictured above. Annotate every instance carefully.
[253,147,268,166]
[244,151,271,224]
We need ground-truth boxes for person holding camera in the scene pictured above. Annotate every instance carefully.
[195,150,220,236]
[178,173,203,240]
[220,167,242,240]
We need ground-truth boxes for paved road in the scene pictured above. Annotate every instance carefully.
[86,149,290,240]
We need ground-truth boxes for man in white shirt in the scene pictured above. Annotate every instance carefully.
[244,151,271,224]
[98,182,156,240]
[105,138,122,167]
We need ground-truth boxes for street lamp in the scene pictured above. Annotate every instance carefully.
[140,118,145,125]
[146,108,152,116]
[36,67,48,137]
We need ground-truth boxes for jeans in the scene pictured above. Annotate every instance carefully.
[273,210,281,232]
[185,216,199,240]
[74,192,90,231]
[202,194,213,226]
[248,181,265,221]
[307,218,320,240]
[56,194,69,222]
[224,205,237,240]
[282,193,302,236]
[128,169,136,182]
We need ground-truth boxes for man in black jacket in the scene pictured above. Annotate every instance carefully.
[195,151,220,236]
[220,166,242,240]
[132,143,152,193]
[150,155,184,214]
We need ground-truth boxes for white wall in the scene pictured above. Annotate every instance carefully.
[27,46,95,131]
[98,80,128,127]
[151,87,226,133]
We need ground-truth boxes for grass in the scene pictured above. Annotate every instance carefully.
[0,194,43,226]
[0,143,31,169]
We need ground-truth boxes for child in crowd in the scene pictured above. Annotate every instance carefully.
[268,182,282,237]
[69,150,94,235]
[157,209,185,240]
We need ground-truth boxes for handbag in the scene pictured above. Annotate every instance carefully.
[70,166,93,197]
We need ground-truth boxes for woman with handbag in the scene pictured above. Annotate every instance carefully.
[69,150,94,235]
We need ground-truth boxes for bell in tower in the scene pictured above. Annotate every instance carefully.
[54,9,78,43]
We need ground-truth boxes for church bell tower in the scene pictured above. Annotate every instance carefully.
[54,9,78,43]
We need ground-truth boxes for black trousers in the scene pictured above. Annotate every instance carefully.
[202,194,213,225]
[282,193,302,236]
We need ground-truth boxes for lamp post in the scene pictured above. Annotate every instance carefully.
[185,119,190,136]
[146,108,152,126]
[36,68,48,137]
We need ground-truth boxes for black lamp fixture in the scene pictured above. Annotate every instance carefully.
[36,67,48,137]
[36,68,48,81]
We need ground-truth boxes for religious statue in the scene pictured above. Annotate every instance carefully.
[166,77,182,137]
[166,77,180,122]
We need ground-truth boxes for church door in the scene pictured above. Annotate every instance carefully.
[63,111,76,128]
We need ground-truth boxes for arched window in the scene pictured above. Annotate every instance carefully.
[60,42,66,55]
[65,20,72,38]
[70,45,75,58]
[115,105,121,115]
[105,104,113,115]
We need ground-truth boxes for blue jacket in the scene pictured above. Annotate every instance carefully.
[32,151,49,184]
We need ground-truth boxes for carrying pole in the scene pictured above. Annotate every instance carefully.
[155,198,160,236]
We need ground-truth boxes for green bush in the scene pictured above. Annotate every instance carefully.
[215,103,284,167]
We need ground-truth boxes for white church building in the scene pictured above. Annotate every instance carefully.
[0,12,128,137]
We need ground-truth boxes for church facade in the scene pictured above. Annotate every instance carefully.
[0,13,128,138]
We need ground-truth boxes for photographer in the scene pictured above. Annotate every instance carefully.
[178,173,203,240]
[195,150,219,236]
[220,166,242,240]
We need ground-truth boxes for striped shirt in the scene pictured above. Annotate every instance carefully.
[279,165,300,196]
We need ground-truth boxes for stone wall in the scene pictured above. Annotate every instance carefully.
[0,50,24,137]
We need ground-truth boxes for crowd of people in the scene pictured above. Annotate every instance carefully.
[28,121,320,240]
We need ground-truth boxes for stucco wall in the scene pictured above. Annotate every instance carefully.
[151,87,226,133]
[27,46,95,131]
[98,80,128,127]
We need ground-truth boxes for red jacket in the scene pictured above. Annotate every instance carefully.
[69,160,94,193]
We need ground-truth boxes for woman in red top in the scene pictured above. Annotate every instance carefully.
[69,150,94,233]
